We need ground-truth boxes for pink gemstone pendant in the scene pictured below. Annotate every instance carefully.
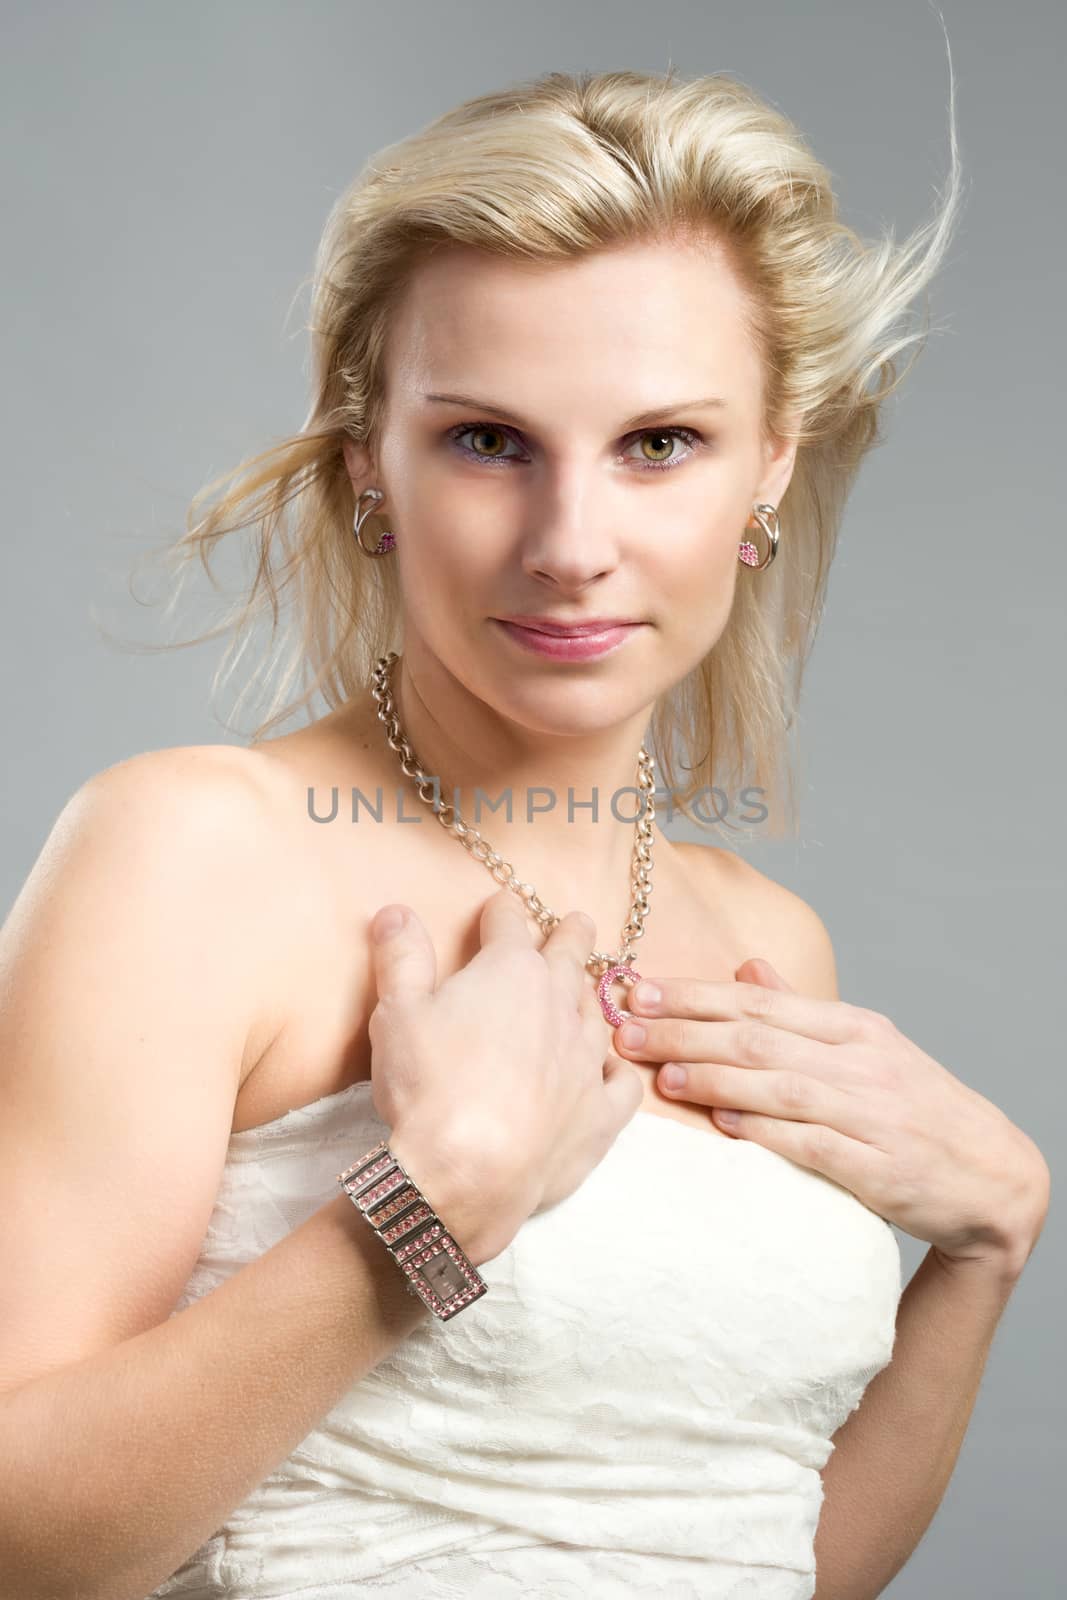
[596,963,641,1026]
[738,540,760,567]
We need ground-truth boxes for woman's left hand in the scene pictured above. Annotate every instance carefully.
[613,959,1050,1277]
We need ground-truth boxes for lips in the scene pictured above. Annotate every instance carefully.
[494,619,640,660]
[496,617,639,637]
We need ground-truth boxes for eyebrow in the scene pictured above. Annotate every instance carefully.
[420,390,729,431]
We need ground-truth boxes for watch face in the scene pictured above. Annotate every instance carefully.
[418,1250,468,1303]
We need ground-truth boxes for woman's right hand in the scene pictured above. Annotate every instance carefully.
[365,887,644,1263]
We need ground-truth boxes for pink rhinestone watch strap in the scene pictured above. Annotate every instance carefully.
[337,1140,489,1322]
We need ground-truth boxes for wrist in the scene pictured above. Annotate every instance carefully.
[933,1154,1049,1289]
[931,1235,1035,1292]
[386,1126,512,1269]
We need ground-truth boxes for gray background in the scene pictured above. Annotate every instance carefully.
[3,2,1063,1594]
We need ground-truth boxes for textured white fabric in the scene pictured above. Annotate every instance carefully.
[148,1080,901,1598]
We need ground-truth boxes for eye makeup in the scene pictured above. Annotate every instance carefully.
[445,421,706,473]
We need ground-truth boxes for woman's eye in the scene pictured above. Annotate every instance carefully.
[620,428,699,471]
[448,424,524,465]
[447,422,701,472]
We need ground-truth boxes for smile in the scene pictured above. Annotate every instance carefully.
[492,620,644,660]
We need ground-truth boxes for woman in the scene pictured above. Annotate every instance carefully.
[0,66,1049,1600]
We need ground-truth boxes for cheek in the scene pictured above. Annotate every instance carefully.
[380,459,492,570]
[394,509,506,624]
[661,514,743,595]
[653,526,740,651]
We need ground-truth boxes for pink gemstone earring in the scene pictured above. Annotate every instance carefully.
[354,487,396,557]
[738,503,780,570]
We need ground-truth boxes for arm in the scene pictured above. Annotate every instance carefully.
[778,900,1046,1600]
[0,1174,475,1600]
[812,1243,1030,1600]
[0,754,497,1600]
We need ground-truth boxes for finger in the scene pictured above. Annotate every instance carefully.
[626,976,860,1045]
[577,954,613,1048]
[708,1109,886,1199]
[478,884,540,952]
[619,1018,849,1092]
[369,904,437,1000]
[478,889,594,1010]
[736,957,792,992]
[539,908,599,1011]
[578,963,606,1023]
[600,1050,645,1133]
[658,1060,849,1130]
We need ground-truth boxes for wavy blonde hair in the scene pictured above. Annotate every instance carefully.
[128,59,963,838]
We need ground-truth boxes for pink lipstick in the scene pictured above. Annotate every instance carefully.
[492,619,643,660]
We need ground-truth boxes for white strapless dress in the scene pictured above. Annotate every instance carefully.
[148,1080,901,1598]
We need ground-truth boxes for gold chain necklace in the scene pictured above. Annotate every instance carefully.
[370,651,655,1025]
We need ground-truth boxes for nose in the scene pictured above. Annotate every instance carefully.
[518,474,623,590]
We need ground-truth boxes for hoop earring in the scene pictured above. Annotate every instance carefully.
[353,487,396,557]
[738,503,779,570]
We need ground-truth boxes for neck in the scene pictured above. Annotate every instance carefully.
[356,643,658,950]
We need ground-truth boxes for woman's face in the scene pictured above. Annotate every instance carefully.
[344,234,797,739]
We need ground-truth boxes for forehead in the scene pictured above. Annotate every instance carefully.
[382,235,762,412]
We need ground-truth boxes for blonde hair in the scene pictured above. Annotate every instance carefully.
[127,57,963,838]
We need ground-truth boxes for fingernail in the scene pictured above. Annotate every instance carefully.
[374,907,406,938]
[633,982,661,1010]
[714,1108,739,1126]
[661,1064,687,1090]
[618,1021,646,1048]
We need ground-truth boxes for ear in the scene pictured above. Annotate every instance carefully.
[342,437,376,491]
[758,409,801,506]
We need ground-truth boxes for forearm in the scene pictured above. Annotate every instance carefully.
[0,1137,498,1600]
[812,1244,1023,1600]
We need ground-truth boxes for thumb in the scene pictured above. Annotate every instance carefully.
[370,904,437,1000]
[735,955,793,992]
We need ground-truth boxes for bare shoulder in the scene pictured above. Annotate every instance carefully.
[58,743,304,1072]
[78,741,307,864]
[85,741,280,815]
[0,743,304,1391]
[673,840,840,1000]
